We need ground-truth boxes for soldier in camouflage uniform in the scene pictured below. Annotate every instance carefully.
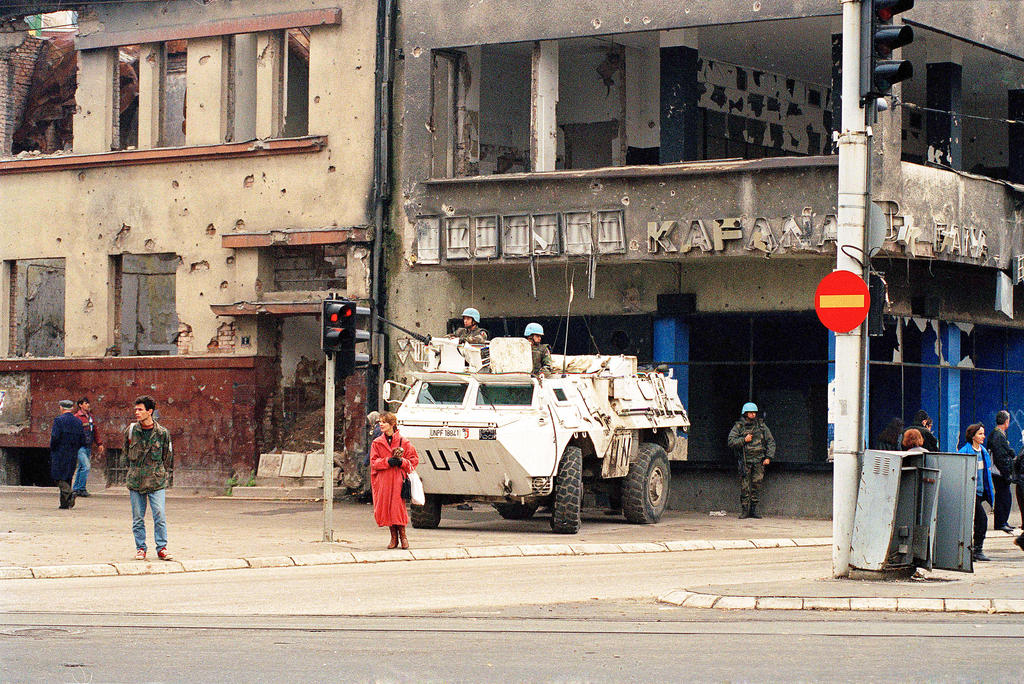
[450,307,489,344]
[727,402,775,519]
[124,395,174,561]
[525,322,553,377]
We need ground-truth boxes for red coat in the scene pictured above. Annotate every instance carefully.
[370,430,419,527]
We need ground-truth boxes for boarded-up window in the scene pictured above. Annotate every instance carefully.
[11,258,65,357]
[120,253,178,356]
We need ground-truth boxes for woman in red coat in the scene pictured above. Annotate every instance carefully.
[369,411,419,549]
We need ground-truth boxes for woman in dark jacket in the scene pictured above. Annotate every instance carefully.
[877,417,904,451]
[369,411,419,549]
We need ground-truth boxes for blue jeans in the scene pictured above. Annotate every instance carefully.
[130,489,167,551]
[73,447,90,492]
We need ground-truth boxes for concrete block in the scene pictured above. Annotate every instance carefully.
[568,543,621,555]
[615,542,668,554]
[464,545,524,558]
[991,599,1024,614]
[0,567,33,580]
[256,453,283,478]
[518,544,575,557]
[682,593,720,608]
[897,598,945,612]
[112,561,184,575]
[944,599,993,613]
[32,564,117,579]
[749,538,797,548]
[715,596,757,610]
[710,539,756,550]
[290,552,356,566]
[756,597,804,610]
[279,452,307,477]
[178,558,249,572]
[352,550,414,563]
[658,590,692,606]
[301,453,325,478]
[664,539,714,552]
[793,537,832,547]
[244,556,295,569]
[849,597,898,612]
[803,597,851,611]
[409,548,470,561]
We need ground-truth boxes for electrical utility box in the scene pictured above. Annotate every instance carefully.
[850,450,975,573]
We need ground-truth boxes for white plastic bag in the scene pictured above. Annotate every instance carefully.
[408,471,425,506]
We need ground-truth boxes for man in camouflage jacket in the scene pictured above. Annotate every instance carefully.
[727,402,776,519]
[124,395,174,561]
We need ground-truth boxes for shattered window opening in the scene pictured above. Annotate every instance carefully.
[118,253,178,357]
[9,258,65,358]
[271,245,346,292]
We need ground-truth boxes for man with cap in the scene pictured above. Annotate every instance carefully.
[525,323,553,377]
[450,308,489,344]
[727,402,776,519]
[50,399,86,509]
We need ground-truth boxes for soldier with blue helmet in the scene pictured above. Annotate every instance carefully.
[525,322,553,377]
[450,307,489,344]
[727,401,776,519]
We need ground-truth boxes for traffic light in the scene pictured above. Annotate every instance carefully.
[861,0,914,100]
[322,298,371,377]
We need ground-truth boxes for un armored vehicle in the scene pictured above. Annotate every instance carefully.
[384,337,689,534]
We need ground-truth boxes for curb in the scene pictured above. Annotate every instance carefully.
[0,536,825,581]
[658,589,1024,614]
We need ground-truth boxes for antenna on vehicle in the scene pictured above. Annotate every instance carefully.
[562,271,574,374]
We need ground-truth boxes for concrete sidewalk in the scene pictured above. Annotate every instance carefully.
[0,486,831,579]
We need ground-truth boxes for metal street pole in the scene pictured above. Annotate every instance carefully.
[833,0,871,577]
[323,353,336,542]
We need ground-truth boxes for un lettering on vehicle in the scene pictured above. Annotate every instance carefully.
[424,449,480,473]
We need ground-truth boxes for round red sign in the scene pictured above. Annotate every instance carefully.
[814,270,870,333]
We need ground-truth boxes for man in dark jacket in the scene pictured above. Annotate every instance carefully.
[727,402,776,519]
[986,410,1016,533]
[50,399,86,510]
[903,409,939,452]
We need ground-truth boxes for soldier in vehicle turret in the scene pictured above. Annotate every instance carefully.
[525,322,553,377]
[449,307,489,344]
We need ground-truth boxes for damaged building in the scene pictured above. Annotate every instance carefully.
[0,1,382,490]
[388,1,1024,515]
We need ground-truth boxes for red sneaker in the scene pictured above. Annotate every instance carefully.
[135,548,146,560]
[157,547,173,561]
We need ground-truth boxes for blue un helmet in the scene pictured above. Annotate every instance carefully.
[461,307,480,323]
[741,402,759,414]
[524,322,544,337]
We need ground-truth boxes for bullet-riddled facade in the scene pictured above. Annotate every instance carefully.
[0,0,379,489]
[388,0,1024,516]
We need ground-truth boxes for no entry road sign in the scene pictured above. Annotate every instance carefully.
[815,270,870,333]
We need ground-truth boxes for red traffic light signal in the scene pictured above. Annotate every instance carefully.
[861,0,915,100]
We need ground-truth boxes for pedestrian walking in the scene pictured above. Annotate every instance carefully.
[901,428,927,453]
[124,395,174,561]
[72,396,104,497]
[369,411,419,549]
[727,402,776,519]
[1015,444,1024,554]
[876,417,904,451]
[958,423,995,562]
[986,410,1016,533]
[50,399,86,510]
[903,409,939,452]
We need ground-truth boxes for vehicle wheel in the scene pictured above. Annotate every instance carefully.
[410,494,442,529]
[550,445,582,534]
[493,502,540,520]
[622,442,671,524]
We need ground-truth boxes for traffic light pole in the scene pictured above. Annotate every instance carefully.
[833,0,871,578]
[323,352,336,542]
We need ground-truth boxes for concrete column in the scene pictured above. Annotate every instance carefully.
[255,31,284,139]
[186,35,230,146]
[137,43,164,149]
[530,40,559,172]
[625,41,660,155]
[926,42,963,170]
[1009,89,1024,185]
[73,48,119,153]
[938,323,961,452]
[659,29,700,163]
[233,34,258,142]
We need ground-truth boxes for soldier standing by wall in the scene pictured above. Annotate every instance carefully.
[727,402,776,519]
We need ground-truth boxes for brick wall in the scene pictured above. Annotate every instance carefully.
[0,36,44,156]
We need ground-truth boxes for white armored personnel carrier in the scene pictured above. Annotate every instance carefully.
[383,336,689,534]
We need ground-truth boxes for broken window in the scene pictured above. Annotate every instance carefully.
[282,28,310,137]
[271,245,345,291]
[8,258,65,357]
[118,254,178,356]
